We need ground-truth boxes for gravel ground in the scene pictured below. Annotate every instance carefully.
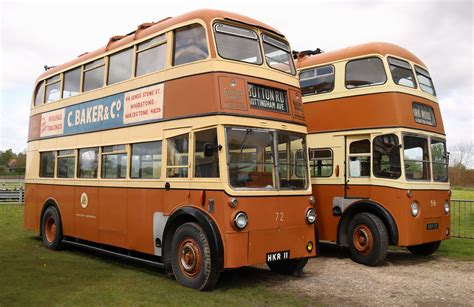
[221,244,474,306]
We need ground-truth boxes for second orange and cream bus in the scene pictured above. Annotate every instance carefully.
[25,9,317,290]
[295,42,450,266]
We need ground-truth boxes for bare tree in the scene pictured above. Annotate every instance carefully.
[449,141,473,168]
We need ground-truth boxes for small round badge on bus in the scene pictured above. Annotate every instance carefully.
[80,192,88,209]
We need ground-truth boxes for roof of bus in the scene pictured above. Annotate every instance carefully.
[36,9,282,81]
[295,42,427,70]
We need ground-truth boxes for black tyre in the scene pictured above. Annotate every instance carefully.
[267,258,308,275]
[170,222,220,290]
[347,212,388,266]
[407,241,441,256]
[41,206,63,250]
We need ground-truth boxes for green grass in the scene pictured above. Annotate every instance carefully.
[452,188,474,201]
[0,204,308,306]
[437,238,474,260]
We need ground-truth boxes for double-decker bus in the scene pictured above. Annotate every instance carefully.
[295,42,450,266]
[25,9,317,290]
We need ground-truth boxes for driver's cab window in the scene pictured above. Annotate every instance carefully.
[348,139,371,177]
[173,24,209,66]
[194,128,220,178]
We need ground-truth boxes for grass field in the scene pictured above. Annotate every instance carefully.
[452,188,474,200]
[1,203,473,305]
[0,204,309,306]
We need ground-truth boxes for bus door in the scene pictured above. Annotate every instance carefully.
[345,135,371,199]
[163,127,192,213]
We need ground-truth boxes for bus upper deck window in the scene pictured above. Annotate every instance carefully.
[108,48,133,85]
[415,66,436,96]
[34,81,44,106]
[63,67,81,98]
[214,23,262,65]
[299,65,335,96]
[45,75,61,103]
[173,24,208,66]
[136,34,167,77]
[388,57,416,88]
[262,34,295,74]
[345,57,386,89]
[83,58,105,92]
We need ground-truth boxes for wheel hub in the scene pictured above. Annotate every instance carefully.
[178,239,202,277]
[353,224,373,256]
[45,216,56,243]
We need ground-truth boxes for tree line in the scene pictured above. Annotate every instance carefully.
[0,149,26,176]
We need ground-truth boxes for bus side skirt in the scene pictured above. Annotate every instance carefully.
[62,238,165,269]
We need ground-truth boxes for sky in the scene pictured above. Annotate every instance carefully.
[1,0,473,161]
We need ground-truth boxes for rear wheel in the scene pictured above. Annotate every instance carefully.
[347,212,388,266]
[41,206,63,250]
[407,241,441,256]
[267,258,308,275]
[170,222,220,290]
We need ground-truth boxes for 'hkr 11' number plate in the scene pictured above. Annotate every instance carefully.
[266,250,290,262]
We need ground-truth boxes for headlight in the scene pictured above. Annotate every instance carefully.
[306,208,316,224]
[234,212,248,230]
[411,201,420,217]
[444,201,450,214]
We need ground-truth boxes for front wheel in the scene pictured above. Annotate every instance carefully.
[347,212,388,266]
[267,258,308,275]
[407,241,441,256]
[41,206,63,250]
[170,222,220,290]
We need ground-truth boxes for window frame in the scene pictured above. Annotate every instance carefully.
[172,23,210,67]
[213,22,263,66]
[372,134,402,179]
[57,149,76,179]
[135,33,167,77]
[130,140,163,180]
[402,134,431,181]
[344,56,387,89]
[82,58,105,93]
[348,139,371,178]
[62,67,82,99]
[77,147,99,179]
[166,133,190,178]
[309,148,334,178]
[299,64,336,96]
[261,33,296,75]
[34,80,45,107]
[44,74,62,103]
[387,56,417,89]
[414,65,437,96]
[39,151,56,178]
[100,145,127,179]
[107,47,134,86]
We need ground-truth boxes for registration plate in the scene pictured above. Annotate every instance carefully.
[426,223,439,230]
[266,250,290,262]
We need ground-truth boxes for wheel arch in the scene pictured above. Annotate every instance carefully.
[39,197,62,236]
[337,200,398,247]
[162,206,224,273]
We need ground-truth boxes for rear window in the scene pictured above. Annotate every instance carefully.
[345,57,386,89]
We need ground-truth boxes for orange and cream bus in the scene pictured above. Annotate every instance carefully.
[295,42,450,266]
[25,9,317,290]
